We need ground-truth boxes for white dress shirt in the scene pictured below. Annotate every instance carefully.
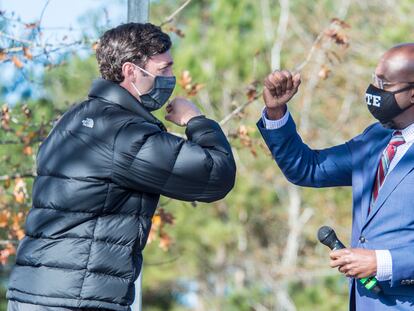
[262,108,414,281]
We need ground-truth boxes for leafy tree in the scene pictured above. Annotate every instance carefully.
[0,0,413,310]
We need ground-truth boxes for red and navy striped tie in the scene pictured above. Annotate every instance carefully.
[370,131,405,213]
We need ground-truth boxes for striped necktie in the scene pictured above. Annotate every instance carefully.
[370,131,405,212]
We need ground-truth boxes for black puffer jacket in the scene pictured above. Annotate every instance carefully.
[7,79,236,310]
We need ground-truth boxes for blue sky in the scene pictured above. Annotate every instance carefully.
[0,0,126,33]
[0,0,127,104]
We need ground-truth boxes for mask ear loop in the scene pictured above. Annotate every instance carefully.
[131,81,143,96]
[134,64,156,78]
[130,63,156,97]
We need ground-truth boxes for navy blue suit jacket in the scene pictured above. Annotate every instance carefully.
[258,115,414,310]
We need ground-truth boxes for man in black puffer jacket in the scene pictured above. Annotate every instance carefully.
[6,23,236,311]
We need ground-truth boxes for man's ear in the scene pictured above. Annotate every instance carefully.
[121,62,136,82]
[411,88,414,104]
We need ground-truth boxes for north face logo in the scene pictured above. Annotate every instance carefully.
[82,118,94,128]
[365,94,381,107]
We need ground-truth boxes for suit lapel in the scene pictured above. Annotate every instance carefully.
[361,132,391,225]
[362,142,414,230]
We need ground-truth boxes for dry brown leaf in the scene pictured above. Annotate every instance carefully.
[186,83,204,96]
[1,104,10,130]
[0,244,16,265]
[167,26,185,38]
[4,176,11,189]
[0,210,10,228]
[23,47,33,60]
[15,229,25,240]
[0,50,7,62]
[318,65,331,80]
[13,178,27,204]
[21,105,32,118]
[178,71,204,96]
[331,18,351,28]
[92,41,99,51]
[25,22,38,29]
[158,208,175,225]
[23,146,33,156]
[147,226,157,244]
[246,83,258,102]
[11,56,24,68]
[179,70,192,88]
[159,232,172,251]
[324,29,349,47]
[152,214,162,227]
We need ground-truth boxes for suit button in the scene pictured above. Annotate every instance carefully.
[359,236,366,243]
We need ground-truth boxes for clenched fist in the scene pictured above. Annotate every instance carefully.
[263,70,301,119]
[165,97,203,126]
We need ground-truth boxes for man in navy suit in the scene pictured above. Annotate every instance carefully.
[257,43,414,310]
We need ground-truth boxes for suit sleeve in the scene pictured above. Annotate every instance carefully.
[257,114,353,187]
[390,246,414,287]
[112,116,236,202]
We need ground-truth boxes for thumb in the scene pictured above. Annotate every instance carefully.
[165,113,173,122]
[292,73,301,89]
[263,87,274,101]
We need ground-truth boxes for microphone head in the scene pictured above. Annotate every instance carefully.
[317,226,338,249]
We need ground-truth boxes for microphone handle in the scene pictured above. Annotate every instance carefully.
[332,241,346,251]
[332,240,382,293]
[360,277,381,294]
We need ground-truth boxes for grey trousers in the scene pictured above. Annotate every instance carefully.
[7,300,114,311]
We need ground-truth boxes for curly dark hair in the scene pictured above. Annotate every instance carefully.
[96,23,172,83]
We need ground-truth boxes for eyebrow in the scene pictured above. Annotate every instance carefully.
[160,61,174,68]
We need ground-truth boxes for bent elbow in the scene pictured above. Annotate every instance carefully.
[200,162,236,203]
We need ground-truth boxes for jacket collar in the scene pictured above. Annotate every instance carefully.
[88,78,166,130]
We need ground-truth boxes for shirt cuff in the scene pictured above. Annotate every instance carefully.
[375,250,393,281]
[261,107,290,129]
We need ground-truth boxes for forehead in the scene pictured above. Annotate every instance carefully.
[147,50,173,66]
[375,51,411,81]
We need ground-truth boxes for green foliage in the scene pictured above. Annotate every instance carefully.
[43,56,99,108]
[1,0,413,310]
[290,276,348,311]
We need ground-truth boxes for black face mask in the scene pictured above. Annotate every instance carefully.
[365,84,414,129]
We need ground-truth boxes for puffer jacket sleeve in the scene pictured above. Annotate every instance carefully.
[112,116,236,202]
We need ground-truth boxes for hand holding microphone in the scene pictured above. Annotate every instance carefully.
[318,226,382,294]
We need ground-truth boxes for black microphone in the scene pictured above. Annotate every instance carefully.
[317,226,381,294]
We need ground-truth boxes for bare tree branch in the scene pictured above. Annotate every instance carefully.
[39,0,52,29]
[160,0,192,27]
[219,94,261,127]
[260,0,274,44]
[0,173,37,181]
[271,0,290,70]
[0,240,19,246]
[0,31,33,45]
